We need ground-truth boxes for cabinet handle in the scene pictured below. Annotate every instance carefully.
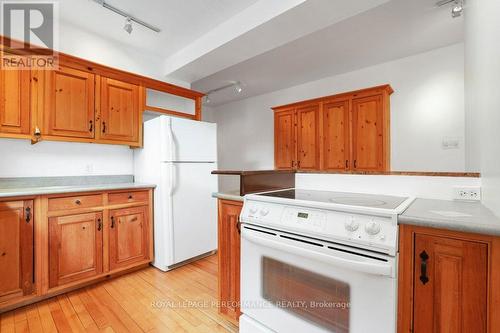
[97,218,102,231]
[25,207,31,224]
[89,120,93,132]
[297,160,301,169]
[236,218,241,235]
[345,160,349,169]
[110,216,115,228]
[102,122,106,133]
[354,160,357,169]
[75,199,81,205]
[419,250,430,285]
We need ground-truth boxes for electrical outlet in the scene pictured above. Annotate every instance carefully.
[85,164,94,174]
[453,186,481,201]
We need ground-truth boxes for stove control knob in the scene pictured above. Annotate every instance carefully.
[249,207,258,215]
[344,217,359,232]
[259,209,270,216]
[365,220,381,235]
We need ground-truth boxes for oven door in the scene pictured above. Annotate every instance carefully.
[240,224,397,333]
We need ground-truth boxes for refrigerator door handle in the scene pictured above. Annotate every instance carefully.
[170,163,177,195]
[166,117,177,162]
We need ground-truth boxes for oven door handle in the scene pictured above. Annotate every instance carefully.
[242,228,394,277]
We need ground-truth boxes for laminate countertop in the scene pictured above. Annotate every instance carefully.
[0,175,156,199]
[400,198,500,236]
[212,191,244,202]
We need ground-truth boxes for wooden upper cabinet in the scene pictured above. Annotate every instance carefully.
[218,199,243,320]
[0,67,31,136]
[273,85,392,172]
[44,66,95,138]
[296,104,320,170]
[322,99,350,171]
[99,78,140,144]
[48,212,103,288]
[0,200,34,303]
[109,206,149,271]
[413,234,488,333]
[352,95,385,171]
[274,109,296,169]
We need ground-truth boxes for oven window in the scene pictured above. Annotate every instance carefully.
[262,257,350,333]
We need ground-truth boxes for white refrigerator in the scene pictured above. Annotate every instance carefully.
[134,115,218,271]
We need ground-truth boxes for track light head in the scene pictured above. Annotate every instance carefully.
[235,82,243,94]
[451,1,463,17]
[124,17,133,34]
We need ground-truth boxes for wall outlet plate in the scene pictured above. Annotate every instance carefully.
[453,186,481,201]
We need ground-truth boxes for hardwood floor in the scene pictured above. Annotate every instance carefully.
[0,255,239,333]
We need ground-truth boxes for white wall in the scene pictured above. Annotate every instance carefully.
[58,22,190,88]
[0,139,133,177]
[207,43,468,177]
[296,174,480,201]
[465,0,500,216]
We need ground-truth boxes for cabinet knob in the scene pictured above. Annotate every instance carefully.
[75,199,81,205]
[128,194,133,200]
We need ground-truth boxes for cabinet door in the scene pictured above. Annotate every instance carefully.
[352,95,384,171]
[44,66,95,138]
[0,66,31,136]
[49,212,103,288]
[274,109,296,169]
[297,104,320,170]
[99,78,139,143]
[413,234,487,333]
[109,206,149,271]
[218,199,242,320]
[0,200,33,302]
[322,100,350,170]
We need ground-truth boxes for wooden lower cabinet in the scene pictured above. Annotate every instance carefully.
[217,199,243,321]
[398,224,500,333]
[0,200,34,303]
[0,188,153,313]
[109,206,149,270]
[48,212,103,288]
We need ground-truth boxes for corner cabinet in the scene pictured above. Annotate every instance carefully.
[0,200,34,303]
[0,62,31,138]
[273,85,392,172]
[217,199,243,321]
[398,224,500,333]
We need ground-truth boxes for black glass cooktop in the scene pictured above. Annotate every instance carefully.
[259,189,408,210]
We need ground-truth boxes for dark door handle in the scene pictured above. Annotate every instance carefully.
[102,122,106,133]
[25,207,31,223]
[345,160,349,169]
[354,160,357,169]
[89,120,93,132]
[97,218,102,231]
[420,250,429,285]
[236,219,241,235]
[110,216,115,228]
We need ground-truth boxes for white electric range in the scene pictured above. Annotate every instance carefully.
[239,188,414,333]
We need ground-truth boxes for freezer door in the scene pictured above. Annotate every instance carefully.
[161,116,217,162]
[168,162,218,264]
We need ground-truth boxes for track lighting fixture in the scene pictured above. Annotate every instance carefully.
[124,17,133,34]
[93,0,161,33]
[203,82,243,104]
[436,0,464,18]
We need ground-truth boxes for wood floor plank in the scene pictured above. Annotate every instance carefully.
[35,301,58,333]
[0,255,235,333]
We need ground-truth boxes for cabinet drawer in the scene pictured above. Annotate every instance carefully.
[108,191,149,205]
[48,194,103,211]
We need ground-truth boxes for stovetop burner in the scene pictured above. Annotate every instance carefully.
[259,189,408,210]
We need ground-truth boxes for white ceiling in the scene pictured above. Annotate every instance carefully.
[192,0,464,106]
[58,0,259,58]
[57,0,464,106]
